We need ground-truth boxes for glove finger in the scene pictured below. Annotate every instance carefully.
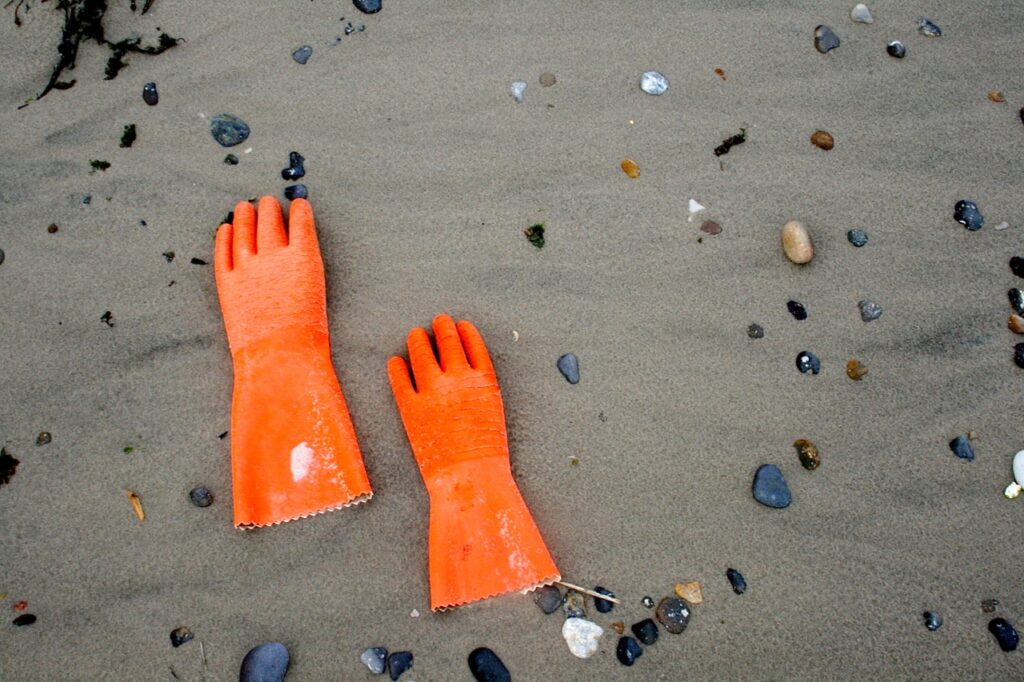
[256,195,288,251]
[456,320,494,374]
[387,356,417,406]
[406,327,441,387]
[232,200,256,262]
[287,199,319,251]
[215,223,233,274]
[432,313,468,371]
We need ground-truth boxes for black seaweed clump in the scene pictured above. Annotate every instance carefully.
[89,159,110,172]
[714,128,747,157]
[119,123,136,148]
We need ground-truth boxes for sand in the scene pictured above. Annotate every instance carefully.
[1,0,1023,679]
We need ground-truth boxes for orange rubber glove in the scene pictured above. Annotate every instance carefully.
[387,314,560,609]
[214,196,371,528]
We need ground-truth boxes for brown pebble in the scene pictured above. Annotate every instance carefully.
[621,159,640,179]
[611,621,625,634]
[714,67,726,81]
[794,439,820,470]
[1009,314,1024,334]
[47,223,59,234]
[700,220,722,236]
[35,432,52,446]
[988,90,1006,103]
[846,358,868,380]
[674,581,704,605]
[539,72,557,87]
[810,130,834,150]
[781,220,814,264]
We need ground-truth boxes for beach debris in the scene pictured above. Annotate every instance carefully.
[983,599,1000,613]
[189,486,213,508]
[1016,343,1024,369]
[162,251,175,262]
[796,351,820,375]
[1011,257,1024,279]
[611,621,625,634]
[631,619,659,645]
[126,490,145,522]
[240,642,290,682]
[354,0,382,14]
[674,581,703,605]
[918,18,942,37]
[0,448,19,488]
[987,90,1005,103]
[523,224,545,248]
[787,300,808,321]
[996,222,1011,231]
[714,67,726,80]
[713,128,746,157]
[224,154,239,165]
[747,323,765,339]
[989,618,1019,652]
[781,220,814,264]
[557,353,580,384]
[409,609,419,618]
[1008,315,1024,334]
[621,159,640,178]
[292,45,312,64]
[36,432,51,446]
[886,41,906,59]
[954,200,984,230]
[509,81,527,103]
[13,600,28,612]
[810,130,834,150]
[847,229,869,247]
[284,185,308,201]
[170,627,194,647]
[120,124,137,148]
[540,72,556,87]
[190,257,207,265]
[616,637,643,666]
[468,647,510,682]
[700,220,722,235]
[814,25,840,53]
[642,596,655,608]
[13,614,36,626]
[794,439,820,470]
[639,71,668,95]
[209,114,250,147]
[360,647,388,674]
[142,82,158,105]
[726,568,747,594]
[563,590,587,619]
[655,597,690,634]
[850,4,873,23]
[281,152,306,181]
[949,435,975,461]
[858,299,883,322]
[533,584,562,614]
[752,464,791,508]
[90,159,111,173]
[846,358,868,380]
[923,612,943,631]
[594,587,616,613]
[688,199,706,218]
[562,618,603,658]
[83,194,91,205]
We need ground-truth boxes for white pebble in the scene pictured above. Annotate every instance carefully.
[1013,449,1024,486]
[561,618,603,658]
[850,4,873,23]
[640,71,668,96]
[509,81,527,103]
[995,222,1011,231]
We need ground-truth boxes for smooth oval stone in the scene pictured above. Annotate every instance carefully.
[210,114,250,147]
[918,18,942,37]
[1009,289,1024,314]
[142,81,159,105]
[594,586,616,613]
[360,647,388,674]
[726,568,747,594]
[224,154,239,166]
[616,637,643,666]
[655,597,690,634]
[170,627,194,647]
[639,71,668,95]
[561,617,603,658]
[954,200,984,230]
[858,299,882,322]
[781,220,813,264]
[533,584,562,614]
[850,3,872,23]
[292,45,312,65]
[468,647,510,682]
[847,229,868,247]
[539,72,556,87]
[949,435,975,461]
[747,323,764,339]
[887,41,906,58]
[281,152,306,180]
[1011,257,1024,279]
[924,611,943,631]
[13,614,36,626]
[387,651,413,680]
[240,642,290,682]
[814,25,840,53]
[810,130,835,151]
[752,464,791,508]
[557,353,580,384]
[794,439,820,470]
[354,0,381,13]
[787,300,808,320]
[563,590,587,619]
[1013,449,1024,486]
[509,81,526,103]
[631,619,659,645]
[189,486,213,507]
[989,618,1019,652]
[796,351,820,375]
[284,185,308,201]
[1015,343,1024,369]
[1009,315,1024,335]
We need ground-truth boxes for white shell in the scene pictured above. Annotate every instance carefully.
[688,199,706,215]
[561,618,603,658]
[1013,449,1024,486]
[640,71,668,95]
[850,4,873,23]
[509,81,527,103]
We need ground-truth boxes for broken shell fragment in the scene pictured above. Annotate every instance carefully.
[620,159,640,179]
[781,220,814,264]
[562,618,603,658]
[126,490,145,522]
[794,439,820,470]
[846,358,868,380]
[810,130,834,150]
[674,581,704,605]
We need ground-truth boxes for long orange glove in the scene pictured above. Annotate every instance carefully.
[387,314,560,609]
[214,196,371,528]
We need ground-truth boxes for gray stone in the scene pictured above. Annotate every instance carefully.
[210,114,250,147]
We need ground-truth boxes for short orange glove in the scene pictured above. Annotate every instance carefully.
[387,314,560,609]
[214,196,371,528]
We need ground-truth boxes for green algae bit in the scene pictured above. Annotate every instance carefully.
[524,223,545,248]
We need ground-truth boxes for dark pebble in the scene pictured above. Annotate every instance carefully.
[360,647,388,674]
[655,597,690,634]
[752,464,791,508]
[949,435,975,461]
[886,41,906,58]
[787,300,807,320]
[1015,343,1024,369]
[533,584,562,614]
[82,194,91,205]
[387,651,413,681]
[747,323,764,339]
[563,590,586,619]
[353,0,381,13]
[163,251,175,262]
[240,642,290,682]
[0,248,4,265]
[142,82,158,105]
[594,586,616,613]
[209,114,250,147]
[468,647,510,682]
[36,432,51,446]
[189,486,214,507]
[847,229,869,247]
[557,353,580,384]
[281,152,306,181]
[292,45,312,65]
[13,614,36,626]
[989,618,1019,652]
[170,627,194,647]
[0,448,18,487]
[796,351,820,375]
[1010,289,1024,315]
[814,25,840,53]
[726,568,747,594]
[1011,257,1024,279]
[918,18,942,37]
[616,637,643,666]
[120,124,137,148]
[631,619,659,645]
[191,257,208,265]
[954,200,984,230]
[284,185,308,201]
[858,299,883,322]
[224,154,239,165]
[642,596,654,608]
[923,611,943,631]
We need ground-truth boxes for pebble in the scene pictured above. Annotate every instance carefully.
[0,248,4,266]
[794,439,820,470]
[726,568,747,594]
[700,220,722,235]
[170,627,194,647]
[631,619,659,645]
[814,25,840,53]
[954,200,984,230]
[189,486,214,507]
[923,611,943,631]
[36,432,51,446]
[0,448,18,487]
[361,647,388,674]
[747,323,765,339]
[354,0,381,13]
[887,41,906,59]
[847,229,869,247]
[563,590,587,619]
[209,114,250,147]
[752,464,791,508]
[1015,343,1024,369]
[240,642,290,682]
[796,351,820,375]
[1011,257,1024,279]
[996,222,1011,231]
[989,618,1019,652]
[284,185,308,201]
[850,4,872,23]
[655,597,690,634]
[918,18,942,37]
[533,584,562,614]
[468,647,510,682]
[858,299,883,322]
[642,596,655,608]
[810,130,835,150]
[539,72,556,87]
[594,587,616,613]
[983,599,1000,614]
[1008,315,1024,334]
[281,152,306,180]
[13,614,36,626]
[1014,449,1024,486]
[674,581,703,605]
[621,159,640,179]
[561,617,603,658]
[509,81,527,103]
[224,154,239,165]
[387,651,413,680]
[1008,289,1024,315]
[949,435,975,461]
[639,71,668,95]
[787,300,808,321]
[781,220,814,264]
[142,82,158,105]
[292,45,312,64]
[846,358,868,380]
[616,637,643,666]
[557,353,580,385]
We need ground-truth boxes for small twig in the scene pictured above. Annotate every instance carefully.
[201,640,207,667]
[555,580,621,605]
